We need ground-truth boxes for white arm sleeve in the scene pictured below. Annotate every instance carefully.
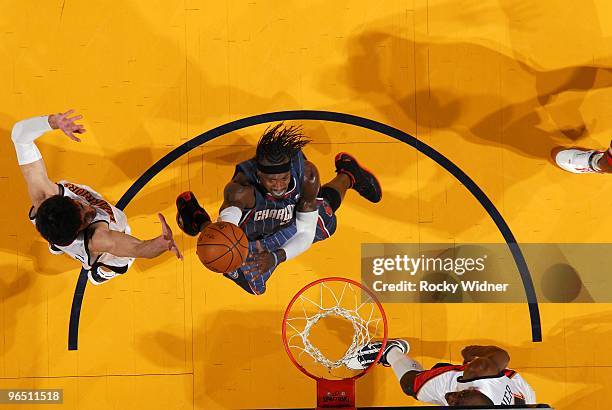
[281,210,318,260]
[11,116,52,165]
[218,206,242,225]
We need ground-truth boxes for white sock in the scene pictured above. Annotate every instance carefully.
[387,346,423,381]
[590,151,604,172]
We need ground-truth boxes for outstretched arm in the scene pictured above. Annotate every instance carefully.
[12,110,86,208]
[89,214,183,260]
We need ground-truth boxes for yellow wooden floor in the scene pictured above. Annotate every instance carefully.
[2,0,612,408]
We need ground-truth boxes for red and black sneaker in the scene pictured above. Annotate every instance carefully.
[334,152,382,203]
[176,191,211,236]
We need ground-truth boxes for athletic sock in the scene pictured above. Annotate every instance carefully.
[387,346,423,381]
[590,151,604,172]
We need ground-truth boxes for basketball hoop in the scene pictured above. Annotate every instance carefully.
[282,277,388,409]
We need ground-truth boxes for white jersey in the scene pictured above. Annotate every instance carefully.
[29,181,134,283]
[414,364,536,405]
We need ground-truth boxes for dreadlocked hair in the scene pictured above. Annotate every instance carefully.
[255,123,310,165]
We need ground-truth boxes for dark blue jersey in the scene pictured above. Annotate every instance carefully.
[235,151,306,240]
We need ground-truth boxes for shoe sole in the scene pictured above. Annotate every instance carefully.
[176,191,203,236]
[335,152,383,202]
[176,191,195,206]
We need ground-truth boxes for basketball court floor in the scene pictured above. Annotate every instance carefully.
[1,0,612,408]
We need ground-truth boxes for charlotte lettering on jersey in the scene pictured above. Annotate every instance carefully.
[253,204,295,224]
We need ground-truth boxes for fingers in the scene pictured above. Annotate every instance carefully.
[65,131,78,141]
[172,243,183,260]
[242,265,261,281]
[158,213,170,238]
[241,266,254,275]
[255,240,264,253]
[245,255,263,267]
[56,109,87,141]
[241,263,260,276]
[157,213,182,260]
[69,132,81,142]
[66,114,83,123]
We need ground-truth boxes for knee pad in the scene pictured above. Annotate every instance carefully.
[320,186,341,212]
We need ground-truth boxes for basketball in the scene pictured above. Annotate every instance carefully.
[196,222,249,273]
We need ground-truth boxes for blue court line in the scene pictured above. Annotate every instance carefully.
[68,110,542,350]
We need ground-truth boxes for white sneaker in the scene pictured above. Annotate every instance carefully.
[48,243,64,255]
[87,268,120,285]
[344,339,410,370]
[555,149,602,174]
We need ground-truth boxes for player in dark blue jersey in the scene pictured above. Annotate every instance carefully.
[175,123,381,295]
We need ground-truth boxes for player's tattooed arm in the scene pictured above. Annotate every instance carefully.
[461,345,510,372]
[89,214,183,260]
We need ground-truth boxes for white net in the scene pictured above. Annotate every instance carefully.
[284,280,384,376]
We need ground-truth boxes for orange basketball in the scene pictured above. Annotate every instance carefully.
[196,222,249,273]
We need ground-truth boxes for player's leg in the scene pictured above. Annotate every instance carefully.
[596,146,612,172]
[175,191,211,236]
[385,344,426,397]
[311,198,337,243]
[345,338,423,397]
[319,153,382,214]
[345,339,418,370]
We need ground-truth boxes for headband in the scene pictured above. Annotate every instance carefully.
[256,161,291,174]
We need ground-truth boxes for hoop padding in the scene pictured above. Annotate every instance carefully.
[282,277,388,381]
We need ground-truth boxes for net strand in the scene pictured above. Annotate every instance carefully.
[286,282,383,372]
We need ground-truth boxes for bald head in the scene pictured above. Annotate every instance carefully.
[445,389,494,406]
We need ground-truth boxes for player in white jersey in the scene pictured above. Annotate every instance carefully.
[11,110,182,285]
[347,340,536,406]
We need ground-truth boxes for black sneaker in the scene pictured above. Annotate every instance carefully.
[48,243,64,255]
[176,191,211,236]
[344,339,410,370]
[335,152,382,203]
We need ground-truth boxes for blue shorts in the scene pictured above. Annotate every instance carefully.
[224,198,337,295]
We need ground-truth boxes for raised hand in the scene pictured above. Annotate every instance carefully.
[48,109,86,142]
[242,241,278,281]
[158,213,183,260]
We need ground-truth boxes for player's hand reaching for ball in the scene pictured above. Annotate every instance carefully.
[242,241,279,280]
[158,213,183,260]
[48,109,86,142]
